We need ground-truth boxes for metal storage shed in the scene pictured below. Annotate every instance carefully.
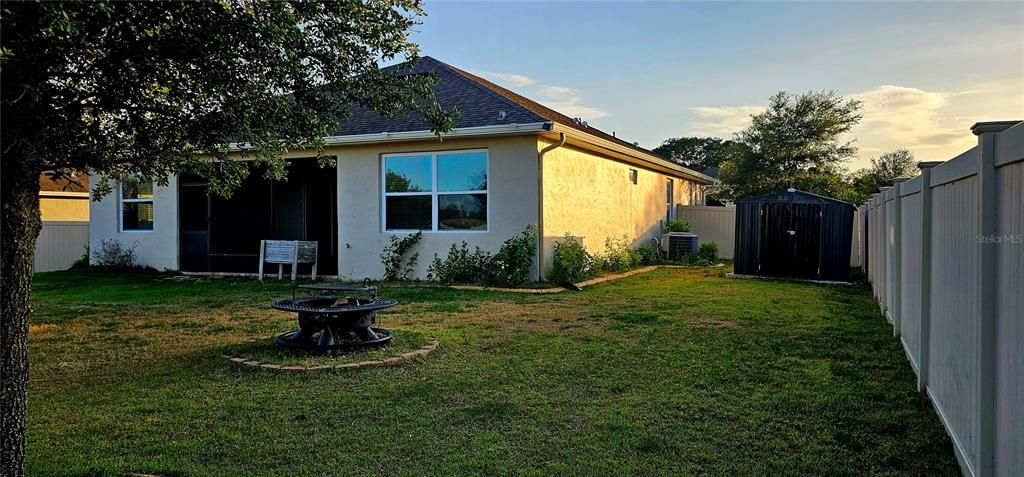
[733,188,855,281]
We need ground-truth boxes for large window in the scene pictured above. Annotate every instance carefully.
[382,150,488,232]
[120,176,154,231]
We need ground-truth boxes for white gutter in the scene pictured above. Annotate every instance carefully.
[39,191,89,198]
[546,123,716,184]
[536,132,567,282]
[227,122,553,151]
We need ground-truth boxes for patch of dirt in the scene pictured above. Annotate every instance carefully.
[689,318,742,329]
[29,323,59,334]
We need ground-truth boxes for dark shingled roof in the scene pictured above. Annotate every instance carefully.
[335,57,664,158]
[334,57,546,136]
[39,173,89,194]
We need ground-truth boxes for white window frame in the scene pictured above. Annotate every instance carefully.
[119,178,155,233]
[381,148,490,233]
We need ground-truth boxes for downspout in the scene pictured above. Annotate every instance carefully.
[537,131,566,282]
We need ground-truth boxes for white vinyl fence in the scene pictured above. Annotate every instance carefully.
[34,221,89,272]
[864,121,1023,477]
[678,205,735,259]
[851,206,864,268]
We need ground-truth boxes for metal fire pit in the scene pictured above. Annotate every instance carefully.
[272,283,395,351]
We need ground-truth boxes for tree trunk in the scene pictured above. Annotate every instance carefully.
[1,156,41,477]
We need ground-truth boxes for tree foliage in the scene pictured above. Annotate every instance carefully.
[847,149,919,204]
[2,1,458,196]
[718,91,862,200]
[1,3,456,475]
[652,136,750,173]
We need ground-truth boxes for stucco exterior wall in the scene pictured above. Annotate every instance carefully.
[40,194,90,222]
[331,135,539,280]
[83,134,704,280]
[89,177,179,271]
[540,139,700,270]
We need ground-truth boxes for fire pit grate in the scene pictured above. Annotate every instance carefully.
[272,283,396,352]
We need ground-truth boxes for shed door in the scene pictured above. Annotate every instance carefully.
[759,203,821,279]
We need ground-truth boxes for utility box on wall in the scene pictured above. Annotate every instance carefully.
[661,232,699,260]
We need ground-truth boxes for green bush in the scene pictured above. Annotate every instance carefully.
[426,224,537,286]
[492,224,537,287]
[549,234,596,284]
[695,241,719,263]
[428,242,492,284]
[636,243,659,265]
[596,235,641,272]
[380,231,422,281]
[92,239,137,269]
[665,219,690,232]
[70,243,90,269]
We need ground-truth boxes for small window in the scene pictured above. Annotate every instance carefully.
[120,176,154,231]
[382,150,488,232]
[629,169,638,185]
[666,179,674,222]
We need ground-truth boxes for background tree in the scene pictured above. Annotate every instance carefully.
[653,137,751,204]
[718,90,862,200]
[653,136,750,173]
[1,2,456,475]
[847,149,919,204]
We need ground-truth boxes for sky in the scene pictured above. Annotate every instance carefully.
[409,1,1024,170]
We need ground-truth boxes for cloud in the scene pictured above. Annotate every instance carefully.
[478,71,536,88]
[477,71,610,121]
[686,78,1024,169]
[688,106,763,137]
[849,85,956,149]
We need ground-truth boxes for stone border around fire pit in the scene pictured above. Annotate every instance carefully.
[223,339,439,373]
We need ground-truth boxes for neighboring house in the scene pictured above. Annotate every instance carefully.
[36,173,90,272]
[89,57,714,280]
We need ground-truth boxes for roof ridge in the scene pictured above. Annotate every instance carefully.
[438,60,666,153]
[423,57,547,124]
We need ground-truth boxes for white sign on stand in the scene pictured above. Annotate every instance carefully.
[258,240,318,282]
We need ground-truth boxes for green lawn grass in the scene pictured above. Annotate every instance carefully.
[27,268,958,476]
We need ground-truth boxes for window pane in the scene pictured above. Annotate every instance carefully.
[439,194,487,230]
[385,155,432,192]
[438,152,487,192]
[385,195,432,230]
[123,177,154,199]
[122,202,154,230]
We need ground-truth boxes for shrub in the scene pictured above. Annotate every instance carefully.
[695,241,719,263]
[549,234,596,284]
[492,224,537,287]
[70,243,90,269]
[380,231,422,281]
[92,239,137,269]
[682,241,719,266]
[636,243,659,265]
[665,219,690,232]
[596,235,640,272]
[428,242,493,284]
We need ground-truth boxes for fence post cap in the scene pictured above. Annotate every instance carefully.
[918,161,943,169]
[971,120,1019,135]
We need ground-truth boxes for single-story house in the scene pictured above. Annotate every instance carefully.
[89,57,714,280]
[41,173,90,222]
[36,173,90,272]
